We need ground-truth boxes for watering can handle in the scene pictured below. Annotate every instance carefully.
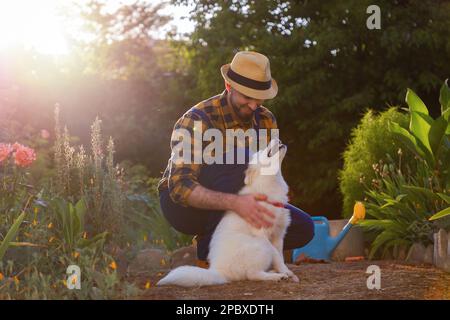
[312,216,329,224]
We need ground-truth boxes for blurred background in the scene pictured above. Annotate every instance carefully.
[1,0,449,218]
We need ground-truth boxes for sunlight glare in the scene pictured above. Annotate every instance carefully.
[0,0,69,55]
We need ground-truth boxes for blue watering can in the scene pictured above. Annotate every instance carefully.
[292,202,365,262]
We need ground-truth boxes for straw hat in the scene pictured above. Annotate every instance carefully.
[221,51,278,100]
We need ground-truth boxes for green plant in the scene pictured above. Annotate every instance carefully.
[0,209,27,261]
[389,80,450,220]
[359,154,445,258]
[389,83,450,171]
[359,81,450,258]
[339,108,414,216]
[49,197,107,254]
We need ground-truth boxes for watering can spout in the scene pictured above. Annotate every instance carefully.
[328,202,366,252]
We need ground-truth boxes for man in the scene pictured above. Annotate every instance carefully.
[158,51,314,267]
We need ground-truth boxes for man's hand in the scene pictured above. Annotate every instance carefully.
[231,193,275,229]
[186,186,275,229]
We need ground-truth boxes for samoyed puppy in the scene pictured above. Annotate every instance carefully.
[157,139,298,287]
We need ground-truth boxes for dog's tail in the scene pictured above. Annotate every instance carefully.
[156,266,227,287]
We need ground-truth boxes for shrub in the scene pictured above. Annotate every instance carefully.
[339,108,415,217]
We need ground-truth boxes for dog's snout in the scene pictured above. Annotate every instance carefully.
[267,139,286,157]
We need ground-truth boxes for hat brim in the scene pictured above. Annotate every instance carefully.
[221,64,278,100]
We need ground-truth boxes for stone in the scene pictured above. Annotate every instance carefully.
[329,219,365,261]
[448,236,450,256]
[127,248,168,276]
[170,245,197,268]
[424,244,434,265]
[434,229,448,267]
[448,233,450,257]
[406,243,426,263]
[394,245,408,261]
[441,258,450,272]
[437,229,448,258]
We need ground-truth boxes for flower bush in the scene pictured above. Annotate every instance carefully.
[0,138,142,298]
[1,142,39,259]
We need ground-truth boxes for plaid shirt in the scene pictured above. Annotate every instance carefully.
[158,90,278,206]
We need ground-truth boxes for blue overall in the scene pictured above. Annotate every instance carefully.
[159,108,314,260]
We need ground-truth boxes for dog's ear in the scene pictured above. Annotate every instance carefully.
[244,166,257,185]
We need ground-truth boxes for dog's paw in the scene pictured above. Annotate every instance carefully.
[284,270,299,283]
[278,274,290,282]
[290,274,300,283]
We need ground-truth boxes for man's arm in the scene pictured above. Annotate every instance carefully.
[166,111,204,206]
[187,185,275,229]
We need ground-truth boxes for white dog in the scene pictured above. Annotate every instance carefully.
[157,139,298,287]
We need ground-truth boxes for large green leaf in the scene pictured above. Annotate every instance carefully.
[437,193,450,204]
[429,109,449,157]
[359,220,395,234]
[75,198,87,230]
[406,88,429,115]
[389,121,434,165]
[411,112,432,155]
[443,109,450,135]
[429,206,450,221]
[0,211,26,261]
[439,79,450,114]
[72,198,86,238]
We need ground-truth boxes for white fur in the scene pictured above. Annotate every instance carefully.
[157,139,298,287]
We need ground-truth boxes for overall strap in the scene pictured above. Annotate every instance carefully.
[254,107,261,150]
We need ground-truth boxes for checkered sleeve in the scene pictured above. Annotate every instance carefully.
[167,109,209,206]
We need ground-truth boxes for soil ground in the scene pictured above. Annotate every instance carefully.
[133,260,450,300]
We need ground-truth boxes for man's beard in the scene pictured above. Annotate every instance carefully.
[230,97,256,122]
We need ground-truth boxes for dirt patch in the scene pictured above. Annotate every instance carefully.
[131,260,450,300]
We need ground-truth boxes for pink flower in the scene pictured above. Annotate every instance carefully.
[0,143,13,163]
[12,143,36,167]
[40,129,50,139]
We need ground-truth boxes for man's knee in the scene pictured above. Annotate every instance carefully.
[285,212,315,249]
[303,216,315,244]
[159,188,225,236]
